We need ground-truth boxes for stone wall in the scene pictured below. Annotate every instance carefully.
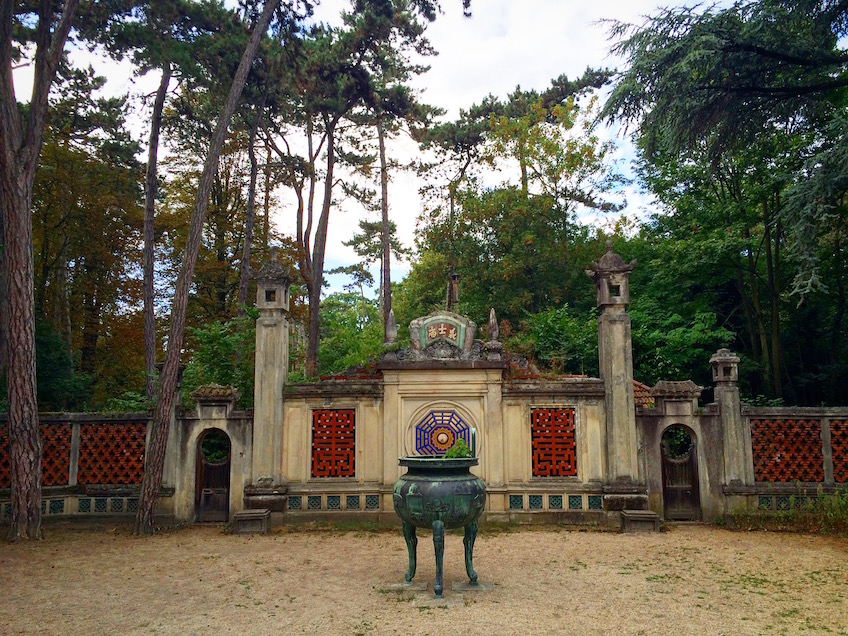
[274,372,613,525]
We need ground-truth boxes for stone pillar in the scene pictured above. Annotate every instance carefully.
[381,370,400,510]
[586,243,645,509]
[710,348,754,486]
[246,249,291,510]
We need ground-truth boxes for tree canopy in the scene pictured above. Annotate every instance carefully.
[603,0,848,292]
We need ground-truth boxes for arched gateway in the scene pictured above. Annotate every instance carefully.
[196,429,231,523]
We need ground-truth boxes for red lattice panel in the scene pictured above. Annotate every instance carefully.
[0,426,9,489]
[531,408,577,477]
[311,410,355,478]
[41,424,72,486]
[751,419,824,482]
[0,424,71,487]
[830,420,848,483]
[77,422,147,485]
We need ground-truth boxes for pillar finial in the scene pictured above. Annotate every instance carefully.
[585,243,637,309]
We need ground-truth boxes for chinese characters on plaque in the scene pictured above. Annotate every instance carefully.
[424,322,458,345]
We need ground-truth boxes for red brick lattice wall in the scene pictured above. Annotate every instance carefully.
[311,410,355,478]
[77,422,147,485]
[531,408,577,477]
[0,424,72,488]
[750,419,824,482]
[830,419,848,483]
[40,424,72,486]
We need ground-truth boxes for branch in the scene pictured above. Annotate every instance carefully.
[721,42,848,69]
[25,0,82,171]
[710,77,848,98]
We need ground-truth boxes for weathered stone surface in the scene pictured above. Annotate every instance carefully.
[243,486,288,512]
[232,508,271,534]
[620,509,661,533]
[603,494,648,511]
[651,380,703,399]
[190,384,241,403]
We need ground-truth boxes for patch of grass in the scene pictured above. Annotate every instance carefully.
[645,573,682,583]
[282,518,396,535]
[352,620,375,636]
[729,487,848,535]
[476,520,522,535]
[376,588,414,603]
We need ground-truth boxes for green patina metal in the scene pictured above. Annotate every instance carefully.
[393,456,486,598]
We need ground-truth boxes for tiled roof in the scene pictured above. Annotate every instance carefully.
[634,381,655,408]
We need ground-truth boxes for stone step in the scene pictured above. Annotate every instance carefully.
[619,509,661,533]
[232,508,271,534]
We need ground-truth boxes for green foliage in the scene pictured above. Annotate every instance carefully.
[344,220,410,266]
[661,426,692,459]
[444,438,472,458]
[604,0,848,160]
[200,430,230,464]
[508,306,598,376]
[740,395,784,408]
[604,0,848,298]
[0,317,96,414]
[101,391,151,413]
[630,299,732,387]
[35,319,92,412]
[318,292,384,375]
[731,488,848,536]
[412,79,621,328]
[181,314,257,409]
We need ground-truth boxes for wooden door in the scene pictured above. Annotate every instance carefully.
[196,431,230,523]
[661,429,700,521]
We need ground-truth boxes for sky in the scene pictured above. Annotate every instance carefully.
[13,0,687,296]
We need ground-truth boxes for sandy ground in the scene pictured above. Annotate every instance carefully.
[1,520,847,636]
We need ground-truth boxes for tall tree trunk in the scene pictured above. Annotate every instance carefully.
[744,227,772,395]
[0,204,7,380]
[238,100,264,315]
[35,197,50,315]
[377,118,392,335]
[3,185,41,541]
[263,141,271,251]
[0,0,80,541]
[57,248,72,348]
[134,0,280,536]
[305,122,336,378]
[763,206,783,399]
[80,283,100,374]
[518,138,528,198]
[829,228,846,400]
[143,63,171,402]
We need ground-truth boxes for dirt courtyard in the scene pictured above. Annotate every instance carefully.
[1,520,847,635]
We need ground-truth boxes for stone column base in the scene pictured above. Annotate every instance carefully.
[244,485,288,512]
[603,482,648,511]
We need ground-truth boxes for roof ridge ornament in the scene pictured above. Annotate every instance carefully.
[255,246,292,284]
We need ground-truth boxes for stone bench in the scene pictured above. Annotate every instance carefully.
[232,509,271,534]
[619,509,661,533]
